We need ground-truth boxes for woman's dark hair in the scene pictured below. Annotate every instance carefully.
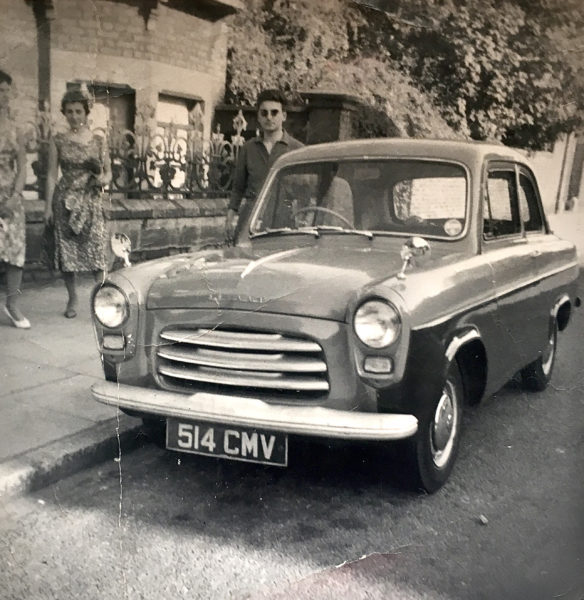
[60,89,90,115]
[256,88,288,111]
[0,69,12,86]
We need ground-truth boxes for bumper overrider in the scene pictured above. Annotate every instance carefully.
[91,381,418,440]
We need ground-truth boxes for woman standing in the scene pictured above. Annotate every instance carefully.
[45,89,111,318]
[0,69,30,329]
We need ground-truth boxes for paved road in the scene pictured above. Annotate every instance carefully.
[1,310,583,599]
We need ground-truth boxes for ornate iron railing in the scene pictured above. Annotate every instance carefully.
[23,102,248,199]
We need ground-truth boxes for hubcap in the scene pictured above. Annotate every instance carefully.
[541,326,556,376]
[430,381,458,468]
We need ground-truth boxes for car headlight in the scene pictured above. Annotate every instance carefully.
[93,285,129,328]
[354,300,401,348]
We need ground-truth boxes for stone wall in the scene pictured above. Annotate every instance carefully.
[518,134,578,214]
[25,197,228,267]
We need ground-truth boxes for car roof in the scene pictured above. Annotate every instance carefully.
[273,138,531,169]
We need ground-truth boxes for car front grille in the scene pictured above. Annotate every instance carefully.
[156,328,329,395]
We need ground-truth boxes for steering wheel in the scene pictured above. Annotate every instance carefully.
[291,206,353,229]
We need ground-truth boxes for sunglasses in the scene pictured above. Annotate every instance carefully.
[259,109,281,118]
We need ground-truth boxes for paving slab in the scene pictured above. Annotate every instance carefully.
[0,415,144,499]
[0,275,143,499]
[0,395,99,460]
[0,354,72,398]
[5,374,118,424]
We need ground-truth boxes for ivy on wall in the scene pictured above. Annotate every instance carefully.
[226,0,584,149]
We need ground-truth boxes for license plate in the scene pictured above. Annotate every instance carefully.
[166,418,288,467]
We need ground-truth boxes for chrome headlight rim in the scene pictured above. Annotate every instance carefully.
[353,298,401,349]
[93,284,130,329]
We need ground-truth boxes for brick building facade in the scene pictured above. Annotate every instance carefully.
[0,0,243,265]
[0,0,241,137]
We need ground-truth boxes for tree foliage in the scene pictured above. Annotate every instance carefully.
[226,0,458,138]
[226,0,353,104]
[226,0,584,148]
[384,0,584,147]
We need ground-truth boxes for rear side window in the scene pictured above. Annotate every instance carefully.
[484,171,521,239]
[518,172,544,233]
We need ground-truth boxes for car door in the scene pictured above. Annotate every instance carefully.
[517,166,578,350]
[481,161,543,383]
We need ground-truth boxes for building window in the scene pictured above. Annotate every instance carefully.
[67,82,136,132]
[153,94,205,191]
[156,93,204,133]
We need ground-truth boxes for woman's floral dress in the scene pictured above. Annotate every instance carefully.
[0,118,25,268]
[50,132,107,272]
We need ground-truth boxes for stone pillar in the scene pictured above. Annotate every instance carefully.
[302,91,362,144]
[33,0,55,201]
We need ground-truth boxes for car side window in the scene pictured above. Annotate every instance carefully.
[518,172,544,233]
[484,170,521,239]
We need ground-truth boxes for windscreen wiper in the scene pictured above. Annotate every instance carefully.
[250,227,320,239]
[313,226,374,240]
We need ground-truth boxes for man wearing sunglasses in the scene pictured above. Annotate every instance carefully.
[225,89,303,243]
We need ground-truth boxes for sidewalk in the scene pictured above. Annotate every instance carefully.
[0,212,582,500]
[0,275,143,499]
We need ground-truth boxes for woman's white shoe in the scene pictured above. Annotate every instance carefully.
[4,305,31,329]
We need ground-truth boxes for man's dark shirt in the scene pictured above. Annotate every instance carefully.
[229,130,303,212]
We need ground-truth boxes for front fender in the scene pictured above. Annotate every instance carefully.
[377,323,449,417]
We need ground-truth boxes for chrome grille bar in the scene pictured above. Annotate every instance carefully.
[159,364,329,392]
[157,327,329,395]
[158,346,326,373]
[160,328,321,352]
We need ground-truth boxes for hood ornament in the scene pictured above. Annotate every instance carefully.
[397,236,430,280]
[111,233,132,268]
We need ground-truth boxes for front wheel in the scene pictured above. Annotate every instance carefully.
[521,319,558,392]
[406,361,464,493]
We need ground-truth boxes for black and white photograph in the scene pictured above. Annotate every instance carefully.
[0,0,583,598]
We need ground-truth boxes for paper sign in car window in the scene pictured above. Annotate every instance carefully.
[410,177,466,219]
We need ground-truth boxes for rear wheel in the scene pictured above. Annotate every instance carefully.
[521,320,557,392]
[406,361,464,493]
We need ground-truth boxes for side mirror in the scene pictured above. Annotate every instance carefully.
[111,232,132,268]
[397,236,430,280]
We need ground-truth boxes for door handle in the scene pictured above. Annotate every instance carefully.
[530,250,541,258]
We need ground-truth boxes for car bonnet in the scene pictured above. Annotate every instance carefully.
[146,244,406,321]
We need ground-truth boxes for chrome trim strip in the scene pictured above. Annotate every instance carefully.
[492,261,578,302]
[551,293,570,317]
[157,346,326,373]
[92,381,418,440]
[414,261,578,331]
[159,364,330,392]
[160,329,321,352]
[414,296,494,331]
[240,248,303,279]
[446,330,480,362]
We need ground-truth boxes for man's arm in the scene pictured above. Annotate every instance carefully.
[229,143,248,212]
[226,144,248,241]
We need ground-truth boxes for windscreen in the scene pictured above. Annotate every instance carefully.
[251,159,468,239]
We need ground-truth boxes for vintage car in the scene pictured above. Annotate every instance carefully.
[91,139,579,492]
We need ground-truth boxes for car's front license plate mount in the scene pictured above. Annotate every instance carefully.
[166,418,288,467]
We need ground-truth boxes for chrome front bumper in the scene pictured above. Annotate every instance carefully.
[91,381,418,441]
